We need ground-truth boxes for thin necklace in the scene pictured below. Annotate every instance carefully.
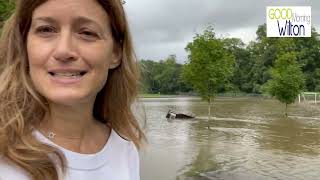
[39,129,82,140]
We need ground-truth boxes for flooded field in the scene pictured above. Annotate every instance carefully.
[139,97,320,180]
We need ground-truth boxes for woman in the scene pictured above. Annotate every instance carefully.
[0,0,146,179]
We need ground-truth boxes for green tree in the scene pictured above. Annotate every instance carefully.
[247,24,320,94]
[140,56,192,94]
[264,52,305,117]
[0,0,14,27]
[293,28,320,91]
[245,24,279,93]
[182,27,235,124]
[223,38,252,93]
[139,59,155,93]
[154,55,179,94]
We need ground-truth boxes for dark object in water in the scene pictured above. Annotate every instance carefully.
[166,110,195,119]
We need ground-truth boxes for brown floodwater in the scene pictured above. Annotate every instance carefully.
[138,96,320,180]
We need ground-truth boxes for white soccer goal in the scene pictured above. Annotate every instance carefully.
[298,92,320,104]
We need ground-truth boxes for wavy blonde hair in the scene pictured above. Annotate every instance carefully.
[0,0,146,179]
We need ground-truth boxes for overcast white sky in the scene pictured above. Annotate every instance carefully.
[124,0,320,64]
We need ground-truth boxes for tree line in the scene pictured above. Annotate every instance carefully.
[140,25,320,96]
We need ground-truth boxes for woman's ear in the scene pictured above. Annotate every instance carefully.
[109,43,122,69]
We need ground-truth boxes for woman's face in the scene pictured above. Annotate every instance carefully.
[27,0,120,106]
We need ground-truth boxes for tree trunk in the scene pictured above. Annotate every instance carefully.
[285,103,288,118]
[208,97,211,129]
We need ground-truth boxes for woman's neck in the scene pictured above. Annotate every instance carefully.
[37,102,110,153]
[42,102,95,138]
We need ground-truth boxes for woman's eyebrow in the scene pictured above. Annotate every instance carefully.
[73,16,104,28]
[33,16,57,24]
[33,16,104,29]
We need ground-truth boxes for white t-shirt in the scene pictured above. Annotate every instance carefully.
[0,129,140,180]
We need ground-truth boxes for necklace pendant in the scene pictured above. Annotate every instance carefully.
[48,132,56,139]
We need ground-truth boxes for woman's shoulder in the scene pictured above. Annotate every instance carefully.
[109,129,140,166]
[109,130,140,179]
[0,156,31,180]
[110,129,139,155]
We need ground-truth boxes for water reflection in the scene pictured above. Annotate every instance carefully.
[258,117,320,155]
[177,124,220,180]
[140,97,320,180]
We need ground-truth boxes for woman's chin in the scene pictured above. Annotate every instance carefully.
[47,94,92,106]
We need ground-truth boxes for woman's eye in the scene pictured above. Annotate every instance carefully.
[35,26,56,34]
[80,31,98,38]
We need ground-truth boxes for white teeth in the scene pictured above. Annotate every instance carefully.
[53,72,82,77]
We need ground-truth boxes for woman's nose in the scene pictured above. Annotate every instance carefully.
[52,31,79,62]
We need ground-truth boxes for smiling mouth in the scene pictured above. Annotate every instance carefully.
[48,71,87,78]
